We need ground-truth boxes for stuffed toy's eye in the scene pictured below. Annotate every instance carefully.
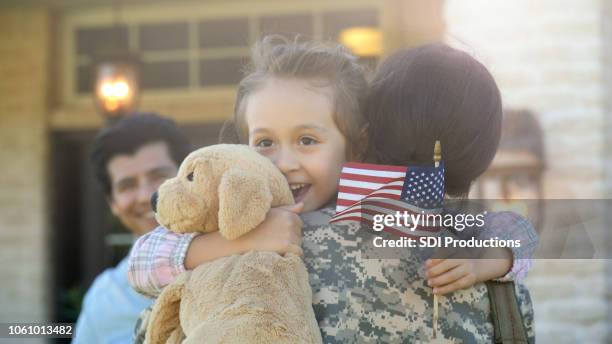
[187,172,194,182]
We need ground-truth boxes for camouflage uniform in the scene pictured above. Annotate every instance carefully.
[133,207,536,344]
[133,306,151,344]
[301,207,535,344]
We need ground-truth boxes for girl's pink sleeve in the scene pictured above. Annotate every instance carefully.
[480,211,538,282]
[127,226,198,298]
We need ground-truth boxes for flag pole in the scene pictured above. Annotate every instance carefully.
[433,140,441,339]
[434,140,441,167]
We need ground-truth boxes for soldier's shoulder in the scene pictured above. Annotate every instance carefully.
[301,207,335,226]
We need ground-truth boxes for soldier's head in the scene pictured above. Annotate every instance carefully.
[364,43,503,197]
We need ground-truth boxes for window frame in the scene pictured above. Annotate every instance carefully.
[56,0,381,128]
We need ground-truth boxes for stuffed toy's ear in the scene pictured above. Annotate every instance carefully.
[218,168,273,240]
[145,272,189,344]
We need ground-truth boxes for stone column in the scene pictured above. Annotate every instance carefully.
[0,6,51,328]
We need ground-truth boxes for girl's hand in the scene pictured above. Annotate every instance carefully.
[237,202,305,257]
[425,254,512,295]
[184,203,304,269]
[425,259,478,295]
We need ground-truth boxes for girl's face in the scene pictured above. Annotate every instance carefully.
[246,77,347,212]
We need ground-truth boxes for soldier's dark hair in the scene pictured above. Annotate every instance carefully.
[364,43,503,196]
[90,112,191,196]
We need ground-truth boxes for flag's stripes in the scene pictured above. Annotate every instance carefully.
[330,199,441,227]
[336,192,401,210]
[338,174,404,186]
[337,185,403,196]
[337,185,403,203]
[334,214,439,239]
[336,180,406,211]
[337,192,368,202]
[338,181,404,196]
[338,179,386,190]
[336,197,442,218]
[342,162,408,173]
[331,208,441,233]
[334,199,438,220]
[330,207,441,235]
[342,167,407,178]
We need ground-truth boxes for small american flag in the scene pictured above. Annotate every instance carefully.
[330,161,445,237]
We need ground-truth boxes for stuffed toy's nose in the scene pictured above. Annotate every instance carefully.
[151,191,158,213]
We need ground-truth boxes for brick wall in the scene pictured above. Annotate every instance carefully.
[602,0,612,339]
[0,6,51,329]
[444,0,611,342]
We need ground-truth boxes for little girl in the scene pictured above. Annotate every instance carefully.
[129,38,536,342]
[128,36,369,298]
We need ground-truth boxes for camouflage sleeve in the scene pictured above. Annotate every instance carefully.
[132,305,152,344]
[301,207,499,343]
[515,282,536,344]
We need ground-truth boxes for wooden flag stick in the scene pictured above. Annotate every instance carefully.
[433,140,441,339]
[433,294,439,338]
[434,140,441,167]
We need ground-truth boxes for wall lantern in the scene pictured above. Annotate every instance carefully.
[94,52,140,122]
[339,27,383,57]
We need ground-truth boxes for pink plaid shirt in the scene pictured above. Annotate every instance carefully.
[127,228,197,298]
[128,211,535,298]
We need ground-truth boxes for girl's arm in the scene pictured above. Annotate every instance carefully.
[478,211,538,281]
[127,227,198,298]
[185,205,304,268]
[425,211,538,295]
[128,204,304,298]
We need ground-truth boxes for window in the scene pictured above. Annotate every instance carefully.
[199,57,246,86]
[139,22,189,51]
[142,60,190,89]
[68,4,379,97]
[260,13,313,38]
[75,25,128,93]
[322,9,378,40]
[199,18,249,48]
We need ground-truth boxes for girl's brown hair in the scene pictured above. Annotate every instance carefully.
[231,35,368,160]
[364,43,503,196]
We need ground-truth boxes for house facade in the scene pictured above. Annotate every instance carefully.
[0,0,609,342]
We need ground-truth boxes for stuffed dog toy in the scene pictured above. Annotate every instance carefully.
[145,144,322,344]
